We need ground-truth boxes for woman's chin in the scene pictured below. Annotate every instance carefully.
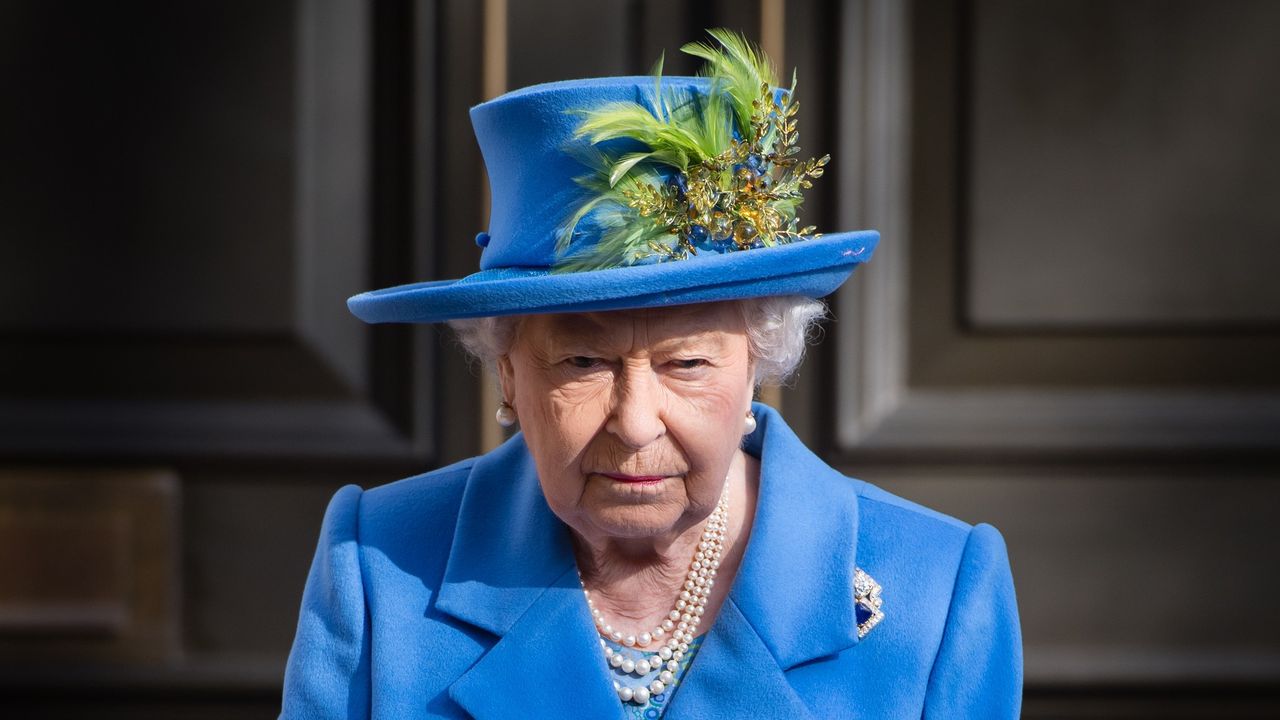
[585,503,683,540]
[575,475,701,540]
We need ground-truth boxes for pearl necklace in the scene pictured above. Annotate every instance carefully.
[579,485,730,706]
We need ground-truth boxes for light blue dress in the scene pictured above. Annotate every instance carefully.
[604,635,704,719]
[280,403,1022,718]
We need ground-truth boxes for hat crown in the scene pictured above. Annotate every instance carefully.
[469,76,712,271]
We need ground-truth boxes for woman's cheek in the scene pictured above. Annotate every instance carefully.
[667,377,747,417]
[553,374,612,402]
[544,378,614,435]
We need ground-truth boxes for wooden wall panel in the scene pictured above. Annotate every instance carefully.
[833,1,1280,713]
[507,0,630,87]
[0,2,297,335]
[967,0,1280,329]
[851,462,1280,683]
[0,470,179,666]
[0,0,430,462]
[0,0,438,710]
[836,0,1280,453]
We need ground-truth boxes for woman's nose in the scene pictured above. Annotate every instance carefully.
[604,365,665,448]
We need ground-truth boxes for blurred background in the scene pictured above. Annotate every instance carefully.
[2,0,1278,717]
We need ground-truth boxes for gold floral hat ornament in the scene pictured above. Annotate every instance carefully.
[556,29,831,271]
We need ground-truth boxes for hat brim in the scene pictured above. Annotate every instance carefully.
[347,230,878,323]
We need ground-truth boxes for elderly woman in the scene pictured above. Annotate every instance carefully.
[281,32,1021,719]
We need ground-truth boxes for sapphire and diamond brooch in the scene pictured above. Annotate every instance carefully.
[854,568,885,639]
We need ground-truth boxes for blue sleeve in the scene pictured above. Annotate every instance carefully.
[923,523,1023,718]
[280,485,371,720]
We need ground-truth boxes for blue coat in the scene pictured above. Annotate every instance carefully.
[281,404,1022,718]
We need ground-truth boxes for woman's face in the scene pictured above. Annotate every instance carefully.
[498,302,755,543]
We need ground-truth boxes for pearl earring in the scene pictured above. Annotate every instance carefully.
[496,401,518,428]
[742,411,757,435]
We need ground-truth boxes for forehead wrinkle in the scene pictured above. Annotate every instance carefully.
[649,328,736,355]
[539,312,634,353]
[622,303,741,334]
[537,303,746,355]
[642,305,746,355]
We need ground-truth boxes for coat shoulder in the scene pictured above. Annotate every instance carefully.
[362,457,476,518]
[852,481,1013,592]
[355,458,477,577]
[849,480,985,640]
[856,481,972,539]
[852,478,1008,585]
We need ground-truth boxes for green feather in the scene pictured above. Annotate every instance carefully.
[680,28,777,136]
[650,51,667,121]
[574,102,709,166]
[555,202,671,273]
[554,162,670,263]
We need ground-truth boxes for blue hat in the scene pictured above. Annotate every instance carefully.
[348,32,878,324]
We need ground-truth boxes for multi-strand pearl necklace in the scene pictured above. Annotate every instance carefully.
[579,485,730,705]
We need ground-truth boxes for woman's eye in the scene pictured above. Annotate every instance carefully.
[567,356,601,369]
[671,358,708,370]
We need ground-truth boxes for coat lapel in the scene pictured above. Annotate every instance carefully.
[447,566,624,720]
[665,598,819,719]
[729,403,864,666]
[434,434,571,636]
[668,404,863,718]
[434,435,623,719]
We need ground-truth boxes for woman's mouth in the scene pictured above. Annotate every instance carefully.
[599,473,667,485]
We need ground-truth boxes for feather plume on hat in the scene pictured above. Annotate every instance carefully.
[555,29,830,273]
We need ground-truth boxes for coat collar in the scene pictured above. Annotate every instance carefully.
[434,438,573,636]
[435,404,863,719]
[727,402,865,668]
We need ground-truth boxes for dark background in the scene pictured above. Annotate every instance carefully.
[2,0,1278,717]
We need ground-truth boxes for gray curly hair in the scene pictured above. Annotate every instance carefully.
[447,295,826,386]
